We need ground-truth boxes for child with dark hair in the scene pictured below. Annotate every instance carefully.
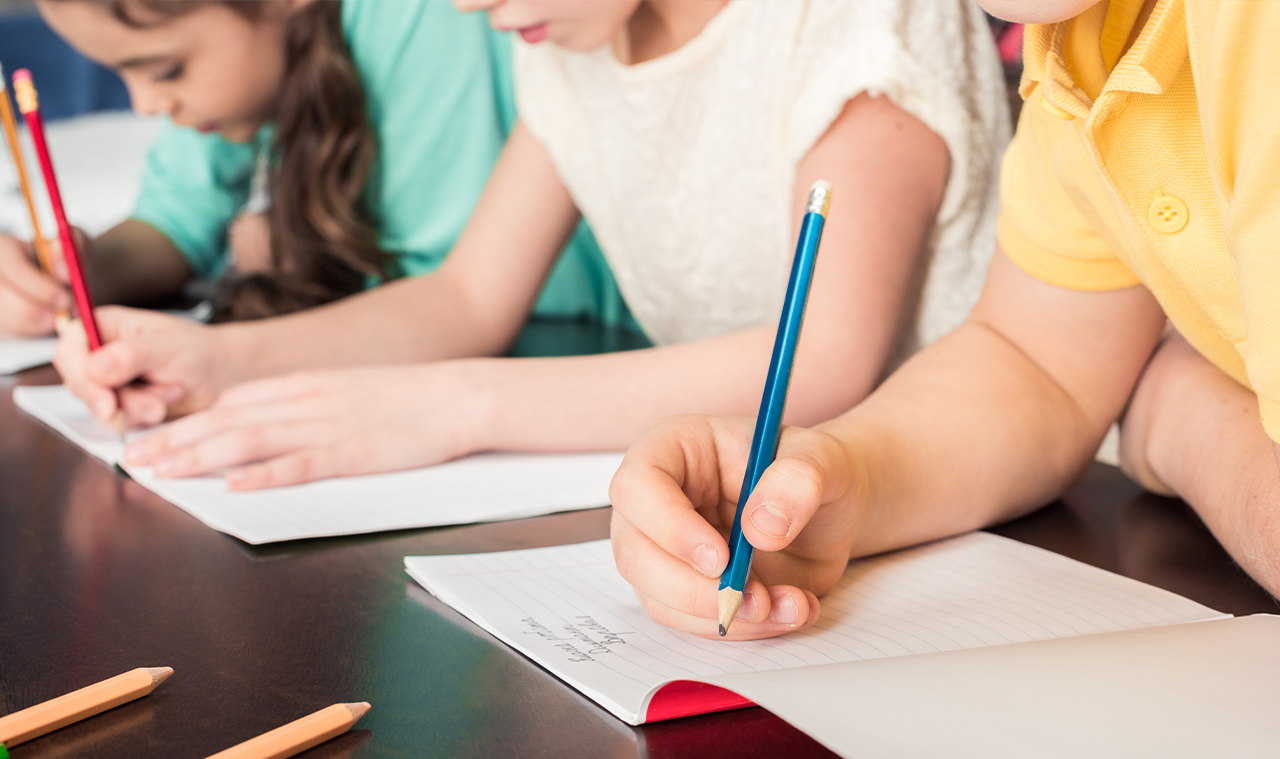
[0,0,625,331]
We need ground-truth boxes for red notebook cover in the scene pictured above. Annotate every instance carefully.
[644,680,755,723]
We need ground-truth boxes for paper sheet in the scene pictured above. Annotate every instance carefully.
[14,385,624,544]
[404,534,1226,725]
[0,337,56,374]
[708,616,1280,758]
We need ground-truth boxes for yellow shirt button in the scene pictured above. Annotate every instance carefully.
[1041,93,1075,120]
[1148,194,1189,233]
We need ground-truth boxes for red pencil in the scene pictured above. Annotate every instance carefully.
[13,68,124,437]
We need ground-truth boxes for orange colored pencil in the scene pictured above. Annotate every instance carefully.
[204,702,371,759]
[0,667,173,751]
[0,63,66,325]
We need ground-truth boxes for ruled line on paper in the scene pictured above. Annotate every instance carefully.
[406,533,1228,723]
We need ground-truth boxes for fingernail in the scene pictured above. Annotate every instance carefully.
[771,594,798,625]
[226,470,248,487]
[93,400,114,419]
[154,457,174,476]
[735,591,758,621]
[749,504,792,538]
[144,405,165,425]
[692,544,719,576]
[124,442,146,462]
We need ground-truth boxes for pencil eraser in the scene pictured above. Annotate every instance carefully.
[11,68,30,86]
[810,180,832,194]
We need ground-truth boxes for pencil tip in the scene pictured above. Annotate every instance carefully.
[146,667,174,687]
[344,702,371,722]
[112,411,127,441]
[717,587,744,639]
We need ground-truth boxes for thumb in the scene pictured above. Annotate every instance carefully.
[737,427,854,553]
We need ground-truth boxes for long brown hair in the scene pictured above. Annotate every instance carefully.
[94,0,387,320]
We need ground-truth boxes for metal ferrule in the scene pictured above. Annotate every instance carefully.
[805,180,832,217]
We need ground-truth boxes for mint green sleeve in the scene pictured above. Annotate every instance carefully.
[129,121,257,279]
[345,0,636,329]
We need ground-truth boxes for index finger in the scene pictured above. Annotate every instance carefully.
[610,415,749,580]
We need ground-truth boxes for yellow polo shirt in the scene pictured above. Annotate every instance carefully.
[998,0,1280,443]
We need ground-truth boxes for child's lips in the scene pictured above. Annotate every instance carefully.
[195,122,218,134]
[519,23,549,43]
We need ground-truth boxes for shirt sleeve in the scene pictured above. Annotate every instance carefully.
[996,85,1143,292]
[130,121,256,279]
[1194,1,1280,443]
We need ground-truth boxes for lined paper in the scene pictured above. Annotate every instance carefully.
[15,385,624,544]
[405,535,1226,724]
[0,337,56,375]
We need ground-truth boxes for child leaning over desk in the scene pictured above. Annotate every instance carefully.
[610,0,1280,640]
[54,0,1006,490]
[0,0,622,335]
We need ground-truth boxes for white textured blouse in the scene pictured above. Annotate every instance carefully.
[515,0,1009,349]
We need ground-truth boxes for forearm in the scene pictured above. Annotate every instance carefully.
[89,219,193,305]
[821,322,1111,558]
[464,321,889,454]
[210,269,508,386]
[1131,337,1280,596]
[209,121,579,388]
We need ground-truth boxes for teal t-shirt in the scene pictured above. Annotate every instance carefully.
[131,0,631,325]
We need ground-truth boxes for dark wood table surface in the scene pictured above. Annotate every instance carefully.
[2,322,1276,759]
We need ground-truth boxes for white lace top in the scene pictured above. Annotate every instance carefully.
[515,0,1009,348]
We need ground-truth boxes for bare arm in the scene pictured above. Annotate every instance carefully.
[56,121,580,420]
[212,121,581,382]
[88,219,193,305]
[121,93,952,487]
[429,92,951,451]
[830,250,1168,557]
[608,248,1168,639]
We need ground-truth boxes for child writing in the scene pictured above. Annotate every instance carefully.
[55,0,1007,492]
[609,0,1280,640]
[0,0,623,336]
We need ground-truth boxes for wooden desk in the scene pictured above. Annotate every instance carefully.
[1,324,1275,758]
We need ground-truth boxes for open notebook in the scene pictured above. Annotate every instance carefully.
[15,385,623,544]
[0,337,57,375]
[405,533,1230,727]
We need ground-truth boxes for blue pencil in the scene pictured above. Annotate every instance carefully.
[718,180,832,637]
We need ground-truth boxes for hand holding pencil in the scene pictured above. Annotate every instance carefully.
[609,181,856,640]
[0,62,71,336]
[12,67,124,437]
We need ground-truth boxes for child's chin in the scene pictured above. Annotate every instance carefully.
[214,123,261,144]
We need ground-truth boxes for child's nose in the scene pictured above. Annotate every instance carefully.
[127,85,176,118]
[453,0,502,13]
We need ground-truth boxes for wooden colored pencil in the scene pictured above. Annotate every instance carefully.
[12,68,124,437]
[718,181,831,637]
[0,667,173,751]
[204,702,371,759]
[0,63,64,326]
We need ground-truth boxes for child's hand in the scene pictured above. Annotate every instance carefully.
[121,362,490,489]
[53,306,229,428]
[609,414,864,641]
[0,232,71,336]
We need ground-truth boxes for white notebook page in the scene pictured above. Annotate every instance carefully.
[14,385,624,544]
[0,337,56,375]
[405,535,1226,724]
